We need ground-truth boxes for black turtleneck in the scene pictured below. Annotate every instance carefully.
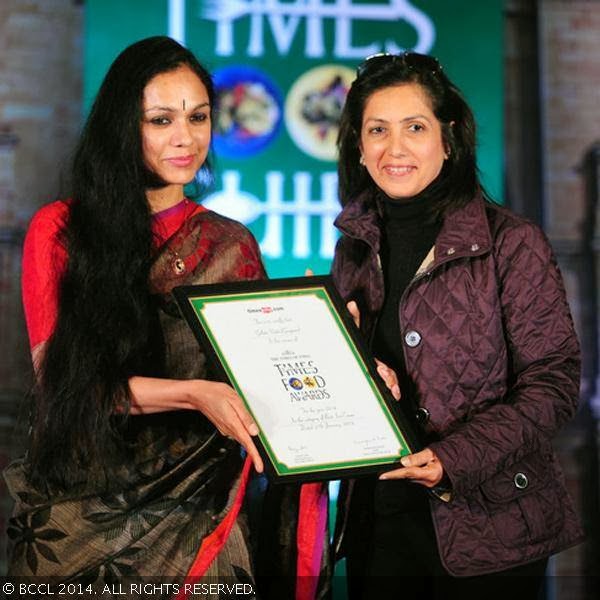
[368,189,442,515]
[373,190,441,384]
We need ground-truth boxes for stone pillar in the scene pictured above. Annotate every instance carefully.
[0,126,29,575]
[504,0,543,225]
[537,2,600,596]
[577,144,600,591]
[0,127,18,226]
[0,0,83,574]
[0,126,28,388]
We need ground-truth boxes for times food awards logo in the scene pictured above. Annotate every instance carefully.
[276,361,330,401]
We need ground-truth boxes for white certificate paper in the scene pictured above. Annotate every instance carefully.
[176,279,416,481]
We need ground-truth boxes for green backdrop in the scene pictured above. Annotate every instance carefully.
[85,0,503,277]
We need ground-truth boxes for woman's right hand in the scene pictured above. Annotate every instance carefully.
[375,359,401,400]
[128,376,264,473]
[346,300,361,328]
[347,301,401,400]
[191,380,264,473]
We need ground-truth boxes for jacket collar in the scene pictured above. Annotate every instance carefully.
[335,192,493,270]
[430,193,493,269]
[334,191,382,252]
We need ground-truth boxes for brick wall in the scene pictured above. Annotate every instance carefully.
[538,1,600,591]
[0,0,83,575]
[0,0,83,229]
[539,0,600,240]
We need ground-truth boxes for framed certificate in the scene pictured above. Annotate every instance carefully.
[173,276,422,483]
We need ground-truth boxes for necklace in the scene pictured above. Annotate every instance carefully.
[172,253,186,275]
[154,198,196,275]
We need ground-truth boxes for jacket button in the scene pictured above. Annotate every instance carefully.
[514,472,529,489]
[446,247,456,255]
[405,330,421,347]
[470,243,480,252]
[415,407,430,424]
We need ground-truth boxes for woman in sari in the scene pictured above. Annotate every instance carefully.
[5,36,272,587]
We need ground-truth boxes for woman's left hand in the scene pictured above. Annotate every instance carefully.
[379,447,444,488]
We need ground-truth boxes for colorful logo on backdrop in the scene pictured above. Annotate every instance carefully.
[285,65,355,161]
[213,63,354,161]
[213,66,283,158]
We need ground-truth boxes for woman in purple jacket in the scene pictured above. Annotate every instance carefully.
[332,52,583,599]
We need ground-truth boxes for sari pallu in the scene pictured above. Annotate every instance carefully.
[5,210,266,584]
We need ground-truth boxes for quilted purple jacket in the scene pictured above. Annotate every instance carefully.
[331,193,584,576]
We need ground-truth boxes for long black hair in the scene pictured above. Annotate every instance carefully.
[337,53,485,217]
[28,36,214,490]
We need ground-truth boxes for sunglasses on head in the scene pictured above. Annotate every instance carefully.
[356,52,442,78]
